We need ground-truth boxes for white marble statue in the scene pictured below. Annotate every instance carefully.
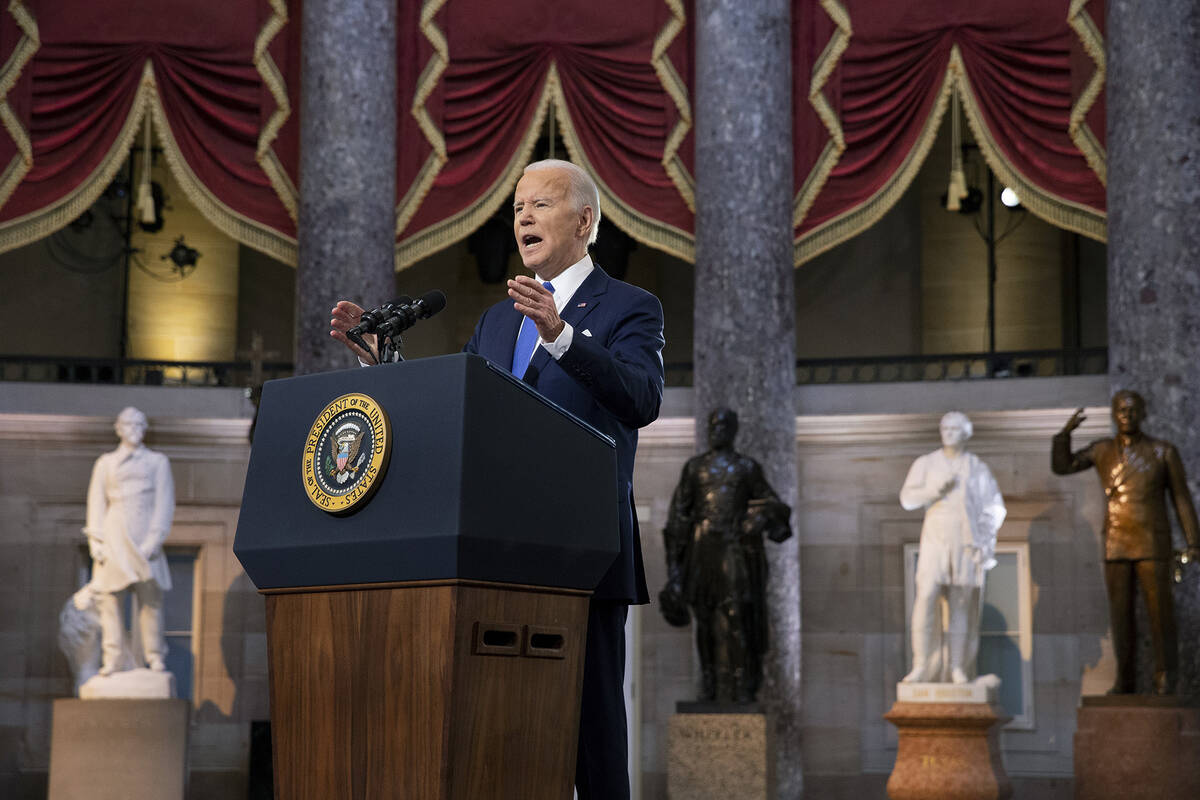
[900,411,1006,684]
[81,406,175,677]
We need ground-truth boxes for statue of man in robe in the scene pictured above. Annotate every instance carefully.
[660,408,792,702]
[901,411,1006,684]
[83,407,175,676]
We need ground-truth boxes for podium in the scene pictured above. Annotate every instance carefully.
[234,354,619,799]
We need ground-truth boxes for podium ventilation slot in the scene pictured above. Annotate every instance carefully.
[473,622,521,656]
[524,626,568,659]
[483,630,517,647]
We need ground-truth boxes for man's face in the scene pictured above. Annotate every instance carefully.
[1112,396,1144,435]
[116,418,146,447]
[940,419,968,447]
[512,169,590,280]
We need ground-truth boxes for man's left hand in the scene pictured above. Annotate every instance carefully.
[508,276,564,341]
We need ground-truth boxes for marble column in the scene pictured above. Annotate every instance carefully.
[693,0,799,795]
[294,0,396,375]
[1107,0,1200,695]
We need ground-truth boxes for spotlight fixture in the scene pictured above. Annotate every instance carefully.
[1000,187,1021,209]
[161,235,200,278]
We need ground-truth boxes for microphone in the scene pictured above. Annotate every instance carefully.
[348,296,412,338]
[376,290,447,339]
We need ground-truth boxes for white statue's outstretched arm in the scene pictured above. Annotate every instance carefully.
[82,456,107,562]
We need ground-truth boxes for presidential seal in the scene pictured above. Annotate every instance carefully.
[302,393,391,514]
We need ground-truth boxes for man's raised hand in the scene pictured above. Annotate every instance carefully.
[508,276,564,341]
[330,300,376,363]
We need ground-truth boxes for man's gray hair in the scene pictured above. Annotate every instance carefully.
[940,411,973,439]
[523,159,602,245]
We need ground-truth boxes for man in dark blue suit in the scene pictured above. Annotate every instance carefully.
[332,159,664,799]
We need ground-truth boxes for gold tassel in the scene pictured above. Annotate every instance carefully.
[946,88,968,211]
[135,111,155,224]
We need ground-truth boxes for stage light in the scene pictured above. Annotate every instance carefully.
[1000,187,1020,208]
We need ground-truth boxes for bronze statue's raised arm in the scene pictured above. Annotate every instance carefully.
[1052,408,1094,475]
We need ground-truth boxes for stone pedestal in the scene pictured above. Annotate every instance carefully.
[48,698,189,800]
[667,709,767,800]
[1074,696,1200,800]
[884,685,1011,800]
[79,667,175,699]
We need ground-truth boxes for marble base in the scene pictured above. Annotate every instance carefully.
[667,712,767,800]
[79,668,175,699]
[48,698,189,800]
[884,697,1011,800]
[897,675,1000,704]
[1074,698,1200,800]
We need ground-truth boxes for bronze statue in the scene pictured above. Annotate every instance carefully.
[1052,390,1200,695]
[660,408,792,703]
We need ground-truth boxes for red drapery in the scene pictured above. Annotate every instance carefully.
[0,0,297,261]
[0,0,1106,268]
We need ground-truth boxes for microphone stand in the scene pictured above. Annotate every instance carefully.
[379,333,404,364]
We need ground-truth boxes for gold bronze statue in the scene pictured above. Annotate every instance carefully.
[1052,390,1200,695]
[660,408,791,703]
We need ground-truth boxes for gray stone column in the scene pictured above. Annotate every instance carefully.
[1108,1,1200,695]
[295,0,397,374]
[693,0,799,794]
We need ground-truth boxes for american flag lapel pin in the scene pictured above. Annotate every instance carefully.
[577,301,587,308]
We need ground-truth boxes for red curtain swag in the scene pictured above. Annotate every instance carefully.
[0,0,1105,268]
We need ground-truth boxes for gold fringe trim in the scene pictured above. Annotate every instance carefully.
[1067,0,1106,185]
[0,0,38,211]
[793,0,850,230]
[652,0,694,212]
[550,66,695,262]
[950,47,1106,242]
[146,63,298,263]
[0,60,152,254]
[253,0,298,222]
[393,61,554,269]
[395,0,449,238]
[793,64,954,266]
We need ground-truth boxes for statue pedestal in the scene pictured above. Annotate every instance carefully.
[79,667,175,699]
[884,682,1011,800]
[1074,696,1200,800]
[667,704,767,800]
[48,698,189,800]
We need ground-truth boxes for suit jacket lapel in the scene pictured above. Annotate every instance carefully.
[493,304,524,370]
[559,264,609,332]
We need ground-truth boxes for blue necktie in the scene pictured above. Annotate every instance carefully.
[511,281,554,378]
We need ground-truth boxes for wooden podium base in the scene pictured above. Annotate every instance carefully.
[265,580,590,800]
